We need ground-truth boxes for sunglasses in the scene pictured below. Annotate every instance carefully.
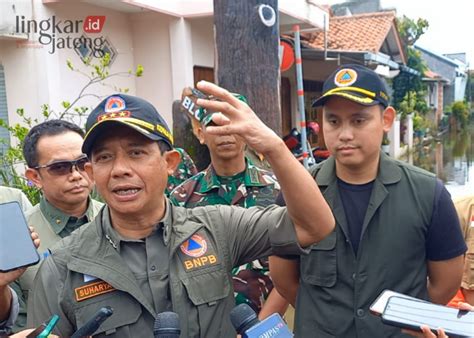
[34,156,89,176]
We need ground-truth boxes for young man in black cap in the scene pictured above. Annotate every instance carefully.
[27,82,335,337]
[271,64,467,337]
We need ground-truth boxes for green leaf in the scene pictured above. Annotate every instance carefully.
[66,59,74,70]
[135,64,144,77]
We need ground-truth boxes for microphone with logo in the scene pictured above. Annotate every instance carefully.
[154,311,181,338]
[230,304,293,338]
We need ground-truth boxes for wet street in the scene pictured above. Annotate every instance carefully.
[407,124,473,198]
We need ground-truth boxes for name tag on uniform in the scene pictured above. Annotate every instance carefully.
[178,233,219,272]
[75,280,116,302]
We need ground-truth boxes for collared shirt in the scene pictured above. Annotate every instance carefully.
[12,196,103,333]
[169,159,279,208]
[39,196,93,237]
[102,205,172,314]
[28,200,304,338]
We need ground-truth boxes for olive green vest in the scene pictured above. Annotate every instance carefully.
[295,153,436,338]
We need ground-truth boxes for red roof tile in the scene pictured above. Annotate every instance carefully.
[302,11,397,53]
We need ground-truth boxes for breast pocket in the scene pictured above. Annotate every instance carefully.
[300,231,337,287]
[74,291,144,337]
[181,267,233,338]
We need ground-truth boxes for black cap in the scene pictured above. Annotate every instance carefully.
[312,64,389,108]
[82,94,173,154]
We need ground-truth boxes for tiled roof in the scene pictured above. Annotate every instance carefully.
[302,11,397,53]
[424,69,449,82]
[425,70,441,79]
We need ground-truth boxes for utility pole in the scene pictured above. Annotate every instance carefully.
[214,0,282,135]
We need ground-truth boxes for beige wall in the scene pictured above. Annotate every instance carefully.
[0,0,138,130]
[190,16,214,69]
[130,11,174,124]
[1,0,328,136]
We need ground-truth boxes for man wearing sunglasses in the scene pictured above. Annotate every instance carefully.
[8,120,103,332]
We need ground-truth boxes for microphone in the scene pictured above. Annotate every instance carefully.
[154,311,180,338]
[70,306,114,338]
[230,304,293,338]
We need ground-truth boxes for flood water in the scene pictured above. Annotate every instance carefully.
[407,124,473,198]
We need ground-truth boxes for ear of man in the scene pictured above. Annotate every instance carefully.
[164,150,182,175]
[25,168,43,189]
[382,106,396,133]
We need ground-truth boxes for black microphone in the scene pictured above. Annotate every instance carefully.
[230,304,293,338]
[230,303,260,334]
[70,306,114,338]
[154,311,180,338]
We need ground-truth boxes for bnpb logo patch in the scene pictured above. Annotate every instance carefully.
[104,96,126,113]
[334,68,358,87]
[180,234,207,258]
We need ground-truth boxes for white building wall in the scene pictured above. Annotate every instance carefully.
[1,0,138,129]
[190,17,214,69]
[1,0,326,135]
[130,11,174,123]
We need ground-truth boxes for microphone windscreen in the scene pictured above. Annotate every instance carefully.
[230,304,260,334]
[154,311,180,335]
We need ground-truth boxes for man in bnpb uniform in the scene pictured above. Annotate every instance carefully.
[27,82,335,337]
[12,120,103,331]
[170,90,288,319]
[271,64,466,337]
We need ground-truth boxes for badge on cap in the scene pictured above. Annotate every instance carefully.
[104,96,126,113]
[334,68,358,87]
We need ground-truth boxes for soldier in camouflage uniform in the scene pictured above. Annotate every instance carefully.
[165,147,198,196]
[170,89,289,318]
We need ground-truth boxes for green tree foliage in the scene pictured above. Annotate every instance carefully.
[397,16,429,47]
[0,54,143,204]
[393,16,429,117]
[450,101,470,128]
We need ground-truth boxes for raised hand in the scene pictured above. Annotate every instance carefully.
[195,81,282,156]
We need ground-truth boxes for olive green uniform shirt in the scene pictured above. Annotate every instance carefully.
[28,200,305,337]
